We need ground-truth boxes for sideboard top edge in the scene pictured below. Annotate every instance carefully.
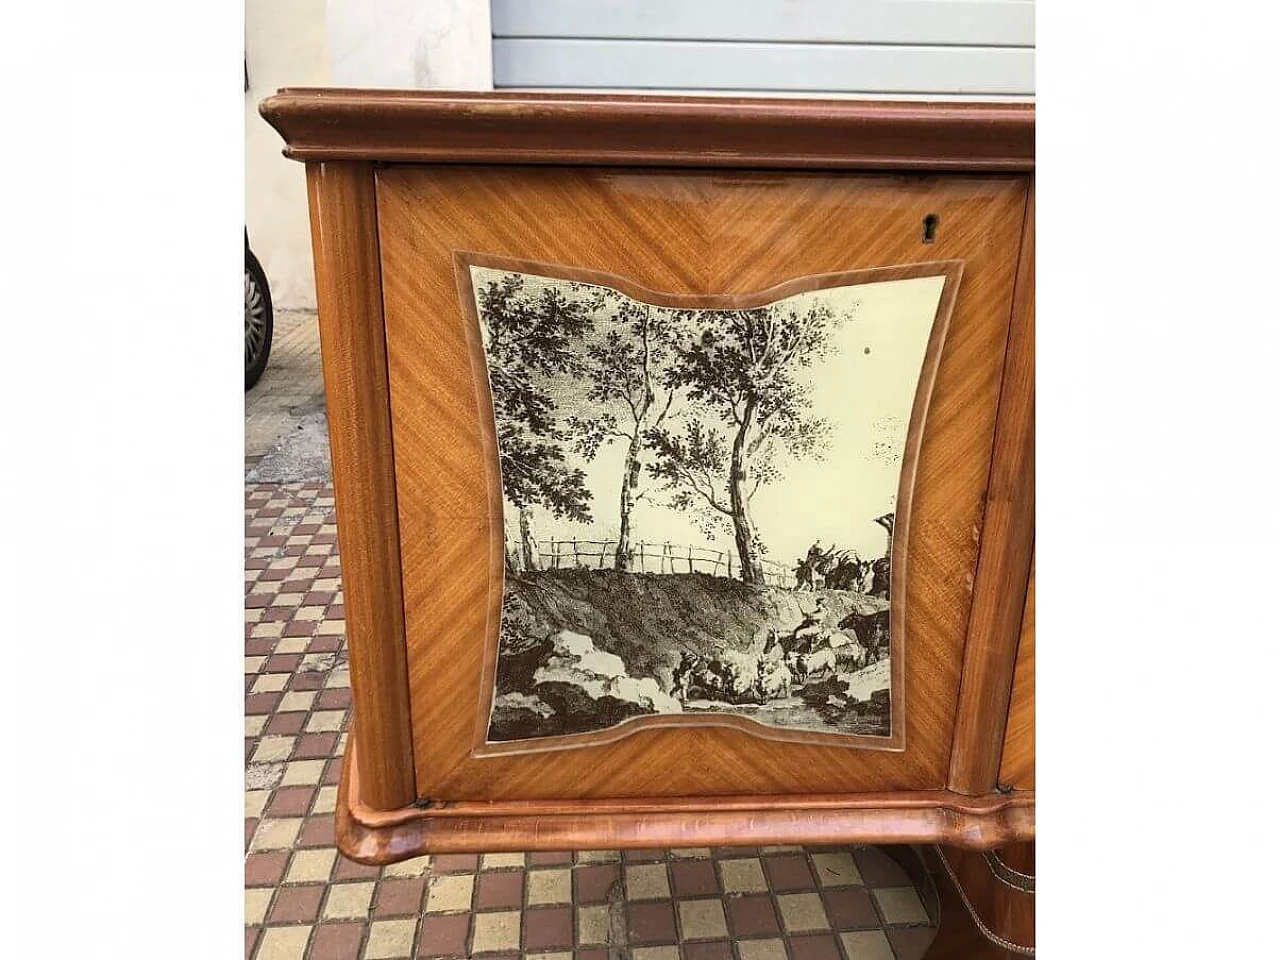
[259,88,1034,171]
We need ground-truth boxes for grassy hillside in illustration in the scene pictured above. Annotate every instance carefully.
[490,569,892,741]
[504,569,883,682]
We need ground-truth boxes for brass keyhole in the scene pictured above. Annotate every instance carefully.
[922,214,939,244]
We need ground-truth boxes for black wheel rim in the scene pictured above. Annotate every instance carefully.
[245,270,268,371]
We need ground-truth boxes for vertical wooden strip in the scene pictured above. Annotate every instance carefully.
[306,161,416,810]
[998,557,1035,790]
[948,179,1035,795]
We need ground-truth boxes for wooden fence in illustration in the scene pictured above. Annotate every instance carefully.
[528,538,794,588]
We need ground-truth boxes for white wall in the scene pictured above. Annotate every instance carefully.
[245,0,331,310]
[327,0,492,88]
[245,1,493,308]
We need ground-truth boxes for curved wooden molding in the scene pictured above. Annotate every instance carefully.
[948,182,1035,795]
[260,89,1034,171]
[336,735,1034,864]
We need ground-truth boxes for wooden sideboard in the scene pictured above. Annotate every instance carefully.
[259,94,1034,914]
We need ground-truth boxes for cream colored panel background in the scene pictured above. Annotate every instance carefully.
[472,267,945,567]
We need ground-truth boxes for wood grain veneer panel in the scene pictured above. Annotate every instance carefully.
[304,162,416,809]
[376,166,1028,801]
[999,558,1035,790]
[949,182,1034,794]
[932,842,1035,955]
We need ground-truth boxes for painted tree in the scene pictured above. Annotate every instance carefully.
[477,273,597,570]
[567,297,678,571]
[645,302,848,584]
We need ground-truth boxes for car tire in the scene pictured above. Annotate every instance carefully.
[245,247,274,389]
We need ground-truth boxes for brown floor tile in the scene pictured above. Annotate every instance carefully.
[670,860,719,898]
[822,887,880,930]
[322,758,343,784]
[431,853,480,873]
[265,786,315,816]
[627,901,678,944]
[245,927,259,960]
[726,894,781,938]
[528,851,574,866]
[763,854,817,892]
[266,654,302,672]
[524,906,574,950]
[575,951,609,960]
[852,848,911,888]
[787,934,843,960]
[264,712,306,736]
[310,922,365,960]
[246,851,289,887]
[268,884,323,924]
[374,878,425,917]
[245,692,281,714]
[333,855,381,881]
[298,816,335,847]
[294,732,338,759]
[418,913,469,956]
[477,870,526,909]
[885,926,936,959]
[574,864,621,904]
[317,688,351,709]
[283,623,317,641]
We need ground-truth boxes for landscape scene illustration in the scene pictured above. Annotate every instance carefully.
[465,260,950,745]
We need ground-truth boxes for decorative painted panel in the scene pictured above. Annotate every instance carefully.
[458,254,962,754]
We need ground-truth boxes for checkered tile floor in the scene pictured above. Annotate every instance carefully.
[246,483,939,959]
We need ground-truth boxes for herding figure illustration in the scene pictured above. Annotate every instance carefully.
[461,258,956,747]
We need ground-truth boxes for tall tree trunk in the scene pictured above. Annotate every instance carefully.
[730,399,765,584]
[518,506,537,571]
[615,445,642,570]
[615,305,655,572]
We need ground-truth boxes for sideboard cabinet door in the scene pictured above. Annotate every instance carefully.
[374,165,1030,802]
